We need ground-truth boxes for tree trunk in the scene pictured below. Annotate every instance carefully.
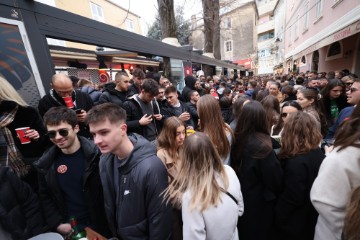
[202,0,220,58]
[157,0,177,38]
[157,0,177,80]
[213,0,221,59]
[202,0,214,54]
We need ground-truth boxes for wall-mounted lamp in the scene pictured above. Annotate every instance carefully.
[67,60,87,69]
[97,56,108,69]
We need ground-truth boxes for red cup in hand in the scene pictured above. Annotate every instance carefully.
[63,96,74,108]
[15,127,31,144]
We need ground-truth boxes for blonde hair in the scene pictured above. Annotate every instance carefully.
[163,132,228,212]
[0,76,28,107]
[197,94,233,158]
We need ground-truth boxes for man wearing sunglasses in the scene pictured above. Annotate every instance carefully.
[86,103,172,240]
[326,78,360,139]
[33,107,110,238]
[38,73,94,139]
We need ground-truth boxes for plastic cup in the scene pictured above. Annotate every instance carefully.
[15,127,31,144]
[63,96,74,108]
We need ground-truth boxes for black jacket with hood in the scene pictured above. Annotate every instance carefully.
[122,95,162,141]
[181,75,197,102]
[33,136,111,237]
[99,133,172,240]
[161,101,195,128]
[0,166,45,240]
[98,83,134,107]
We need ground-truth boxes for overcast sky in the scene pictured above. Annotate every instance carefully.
[114,0,203,35]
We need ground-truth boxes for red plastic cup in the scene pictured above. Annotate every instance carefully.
[15,127,31,144]
[63,96,74,108]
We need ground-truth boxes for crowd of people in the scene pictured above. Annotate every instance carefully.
[0,67,359,240]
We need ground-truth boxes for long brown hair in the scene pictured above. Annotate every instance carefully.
[163,132,228,212]
[231,101,272,171]
[334,104,360,151]
[197,94,232,158]
[279,112,322,159]
[157,117,185,158]
[261,95,280,131]
[343,186,360,240]
[297,87,328,135]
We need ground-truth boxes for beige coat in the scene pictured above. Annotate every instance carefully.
[157,148,182,183]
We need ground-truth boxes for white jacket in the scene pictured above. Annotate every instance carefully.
[182,165,244,240]
[310,146,360,240]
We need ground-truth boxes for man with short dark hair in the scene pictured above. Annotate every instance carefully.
[185,90,200,130]
[34,106,110,237]
[98,71,134,107]
[123,79,162,142]
[308,78,319,88]
[161,86,195,129]
[86,103,172,240]
[245,80,257,97]
[129,68,145,94]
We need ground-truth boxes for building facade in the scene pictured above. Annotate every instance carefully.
[283,0,360,76]
[36,0,142,50]
[190,0,258,72]
[255,0,278,75]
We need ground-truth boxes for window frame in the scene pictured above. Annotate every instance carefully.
[325,41,343,61]
[90,2,104,22]
[125,19,134,32]
[225,40,233,52]
[294,14,299,40]
[314,0,323,23]
[303,1,309,32]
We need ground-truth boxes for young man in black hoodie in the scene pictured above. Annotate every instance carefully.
[86,103,172,240]
[181,75,197,102]
[98,71,134,107]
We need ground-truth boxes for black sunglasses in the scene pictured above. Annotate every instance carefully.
[345,82,353,86]
[349,87,359,93]
[47,128,70,139]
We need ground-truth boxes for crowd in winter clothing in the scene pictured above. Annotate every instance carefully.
[1,67,360,240]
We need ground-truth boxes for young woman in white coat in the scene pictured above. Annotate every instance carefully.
[164,132,244,240]
[311,102,360,240]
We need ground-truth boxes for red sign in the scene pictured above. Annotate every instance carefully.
[98,70,110,83]
[233,59,253,69]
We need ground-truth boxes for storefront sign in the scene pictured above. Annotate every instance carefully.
[293,19,360,60]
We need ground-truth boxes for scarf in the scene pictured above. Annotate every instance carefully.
[0,105,30,177]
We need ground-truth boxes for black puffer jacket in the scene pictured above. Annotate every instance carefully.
[100,134,172,239]
[0,166,45,240]
[185,102,199,130]
[98,84,134,107]
[161,101,195,128]
[80,86,101,105]
[33,137,111,237]
[122,95,162,141]
[38,90,94,139]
